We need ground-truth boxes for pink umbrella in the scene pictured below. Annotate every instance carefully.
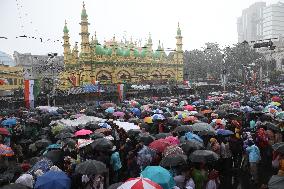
[164,136,180,145]
[75,129,93,137]
[113,111,125,117]
[183,105,195,111]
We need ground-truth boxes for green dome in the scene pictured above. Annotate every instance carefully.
[63,25,69,33]
[123,49,130,57]
[134,49,140,57]
[95,45,104,55]
[154,50,161,59]
[140,49,146,58]
[117,48,124,56]
[105,48,112,56]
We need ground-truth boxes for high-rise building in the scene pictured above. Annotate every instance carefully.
[237,2,266,42]
[263,2,284,39]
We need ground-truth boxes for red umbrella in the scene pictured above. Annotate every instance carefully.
[0,127,9,135]
[272,96,282,102]
[75,129,93,137]
[183,105,195,111]
[149,139,170,153]
[183,116,198,123]
[118,177,162,189]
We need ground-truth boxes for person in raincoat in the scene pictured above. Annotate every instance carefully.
[246,140,261,184]
[110,146,122,183]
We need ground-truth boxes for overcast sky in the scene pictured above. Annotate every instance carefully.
[0,0,282,56]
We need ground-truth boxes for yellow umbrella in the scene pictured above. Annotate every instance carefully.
[144,117,153,124]
[272,102,281,106]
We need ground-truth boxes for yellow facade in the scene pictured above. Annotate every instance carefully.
[0,64,23,91]
[61,2,184,89]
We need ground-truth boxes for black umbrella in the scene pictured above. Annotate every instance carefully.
[90,132,105,140]
[173,125,193,134]
[189,150,219,163]
[137,133,155,145]
[191,122,215,132]
[55,132,75,139]
[268,175,284,189]
[35,139,51,148]
[160,154,187,167]
[107,182,123,189]
[43,150,64,166]
[272,142,284,154]
[1,183,29,189]
[155,133,172,139]
[85,123,100,130]
[263,122,280,132]
[75,160,107,175]
[61,138,76,149]
[180,141,204,155]
[197,130,216,136]
[127,129,142,138]
[91,138,113,151]
[61,127,76,133]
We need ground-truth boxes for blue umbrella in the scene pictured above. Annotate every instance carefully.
[47,144,61,150]
[1,118,16,126]
[131,108,141,117]
[141,166,175,189]
[152,114,165,121]
[216,129,234,136]
[35,171,71,189]
[184,132,203,143]
[105,107,115,114]
[153,109,163,114]
[27,158,53,176]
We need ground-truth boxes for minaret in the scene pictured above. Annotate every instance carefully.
[63,20,71,64]
[112,35,118,56]
[79,2,91,55]
[129,37,135,58]
[72,42,79,64]
[147,33,153,52]
[175,22,183,64]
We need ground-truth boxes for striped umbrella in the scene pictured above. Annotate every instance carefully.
[118,177,162,189]
[0,144,14,157]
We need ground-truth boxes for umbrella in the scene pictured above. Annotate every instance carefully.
[75,129,93,137]
[153,109,163,114]
[90,132,105,140]
[47,144,61,150]
[0,127,10,135]
[91,138,113,151]
[105,107,115,114]
[189,150,219,163]
[137,134,155,145]
[191,122,215,132]
[131,108,141,117]
[164,136,180,145]
[127,129,142,138]
[272,142,284,154]
[160,154,187,167]
[149,139,170,153]
[107,182,123,189]
[27,158,53,176]
[75,160,106,175]
[272,96,282,102]
[137,146,155,168]
[118,177,162,189]
[183,105,195,111]
[271,102,281,107]
[55,132,74,139]
[35,139,52,149]
[155,133,172,139]
[216,129,234,136]
[173,125,193,134]
[94,128,111,134]
[163,145,184,157]
[152,114,165,121]
[35,171,71,189]
[113,111,125,117]
[268,175,284,189]
[43,150,64,166]
[141,166,175,189]
[184,132,203,143]
[263,122,281,132]
[0,144,14,157]
[180,140,204,155]
[1,118,16,126]
[101,103,116,109]
[1,184,29,189]
[144,117,153,124]
[183,116,198,123]
[77,139,94,148]
[15,174,34,188]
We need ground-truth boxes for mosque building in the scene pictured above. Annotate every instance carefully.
[60,2,184,88]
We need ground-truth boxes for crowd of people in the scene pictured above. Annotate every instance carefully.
[0,86,284,189]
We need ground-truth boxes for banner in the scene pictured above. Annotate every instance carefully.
[117,84,124,102]
[24,80,40,108]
